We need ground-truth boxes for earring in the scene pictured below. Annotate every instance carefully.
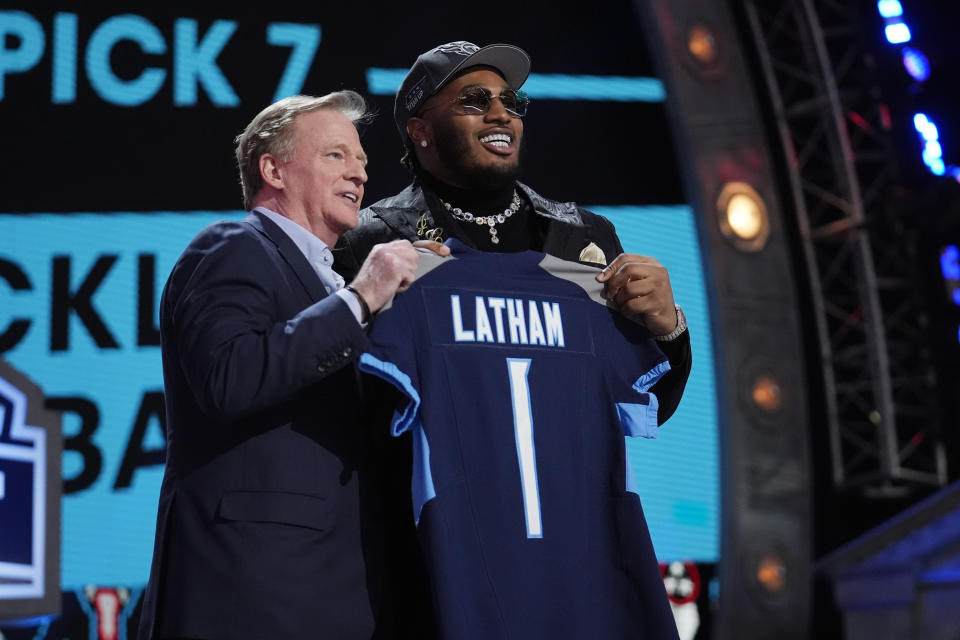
[420,139,428,148]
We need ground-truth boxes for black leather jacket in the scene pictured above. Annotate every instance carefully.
[334,181,692,424]
[336,182,626,272]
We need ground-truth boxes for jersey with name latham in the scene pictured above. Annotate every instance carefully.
[359,239,680,640]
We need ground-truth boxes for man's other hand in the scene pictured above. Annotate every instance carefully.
[596,253,678,336]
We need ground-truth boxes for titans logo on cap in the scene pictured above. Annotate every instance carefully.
[436,41,480,57]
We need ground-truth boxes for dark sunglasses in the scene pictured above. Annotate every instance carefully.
[422,87,530,117]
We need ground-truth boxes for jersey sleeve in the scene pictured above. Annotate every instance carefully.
[358,285,439,524]
[604,314,672,440]
[357,291,422,438]
[534,253,674,439]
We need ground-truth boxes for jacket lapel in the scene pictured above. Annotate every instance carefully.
[369,184,426,240]
[246,211,328,302]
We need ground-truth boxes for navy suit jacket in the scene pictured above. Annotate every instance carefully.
[139,211,396,639]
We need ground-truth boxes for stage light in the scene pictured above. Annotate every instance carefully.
[914,113,938,140]
[902,47,930,82]
[727,195,763,237]
[922,139,942,160]
[885,22,912,44]
[877,4,958,179]
[687,25,718,66]
[751,374,782,413]
[922,141,945,175]
[877,0,903,18]
[716,182,769,251]
[914,113,948,175]
[942,245,960,307]
[940,245,958,280]
[756,553,787,593]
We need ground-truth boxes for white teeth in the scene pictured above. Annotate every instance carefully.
[342,193,357,202]
[480,133,512,146]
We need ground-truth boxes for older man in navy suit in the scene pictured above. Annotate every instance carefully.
[139,91,441,640]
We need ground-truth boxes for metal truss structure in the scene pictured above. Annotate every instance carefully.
[740,0,946,495]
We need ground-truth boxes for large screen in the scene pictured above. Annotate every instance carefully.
[1,3,717,637]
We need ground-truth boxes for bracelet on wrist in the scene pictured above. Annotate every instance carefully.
[653,304,687,342]
[345,285,372,324]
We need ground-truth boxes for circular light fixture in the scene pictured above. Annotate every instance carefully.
[727,194,764,238]
[687,25,718,67]
[756,553,787,594]
[738,359,789,427]
[751,374,783,413]
[717,182,770,251]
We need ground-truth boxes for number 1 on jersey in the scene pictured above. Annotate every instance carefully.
[506,358,543,538]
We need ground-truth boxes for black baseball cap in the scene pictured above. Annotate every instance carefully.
[394,41,531,143]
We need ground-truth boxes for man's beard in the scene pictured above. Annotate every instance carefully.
[433,120,521,192]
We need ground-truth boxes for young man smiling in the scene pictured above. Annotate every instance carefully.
[334,41,692,638]
[335,41,691,419]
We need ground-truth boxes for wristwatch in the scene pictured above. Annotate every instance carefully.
[653,304,687,342]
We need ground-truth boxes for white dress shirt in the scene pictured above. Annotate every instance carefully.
[254,207,364,325]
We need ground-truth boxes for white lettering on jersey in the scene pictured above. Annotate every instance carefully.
[451,295,565,348]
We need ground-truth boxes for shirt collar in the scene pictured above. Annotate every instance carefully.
[254,207,336,269]
[253,207,344,293]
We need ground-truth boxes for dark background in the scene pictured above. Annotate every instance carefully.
[868,0,960,488]
[2,1,960,637]
[2,1,684,214]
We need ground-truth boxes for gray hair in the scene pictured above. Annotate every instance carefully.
[235,90,371,210]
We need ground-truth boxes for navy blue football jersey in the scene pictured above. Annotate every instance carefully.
[359,239,681,639]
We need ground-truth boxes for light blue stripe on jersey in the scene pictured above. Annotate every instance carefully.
[617,359,671,440]
[357,352,436,523]
[412,425,436,525]
[634,359,672,394]
[357,353,421,436]
[617,398,659,441]
[620,359,671,492]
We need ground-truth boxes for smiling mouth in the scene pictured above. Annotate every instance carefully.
[340,193,359,203]
[479,133,513,149]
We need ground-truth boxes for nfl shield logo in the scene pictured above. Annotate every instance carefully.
[0,376,47,598]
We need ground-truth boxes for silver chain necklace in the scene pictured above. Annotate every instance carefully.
[440,190,521,244]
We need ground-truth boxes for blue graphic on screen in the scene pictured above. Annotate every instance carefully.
[592,205,719,562]
[1,211,245,587]
[52,13,78,104]
[0,205,717,591]
[0,11,322,107]
[0,375,47,597]
[87,15,169,106]
[365,68,666,102]
[267,23,321,101]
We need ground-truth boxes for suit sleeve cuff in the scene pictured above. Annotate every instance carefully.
[335,288,366,327]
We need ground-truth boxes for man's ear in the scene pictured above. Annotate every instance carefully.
[260,153,283,190]
[407,118,430,148]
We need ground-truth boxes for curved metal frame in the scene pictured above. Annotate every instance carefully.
[742,0,945,493]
